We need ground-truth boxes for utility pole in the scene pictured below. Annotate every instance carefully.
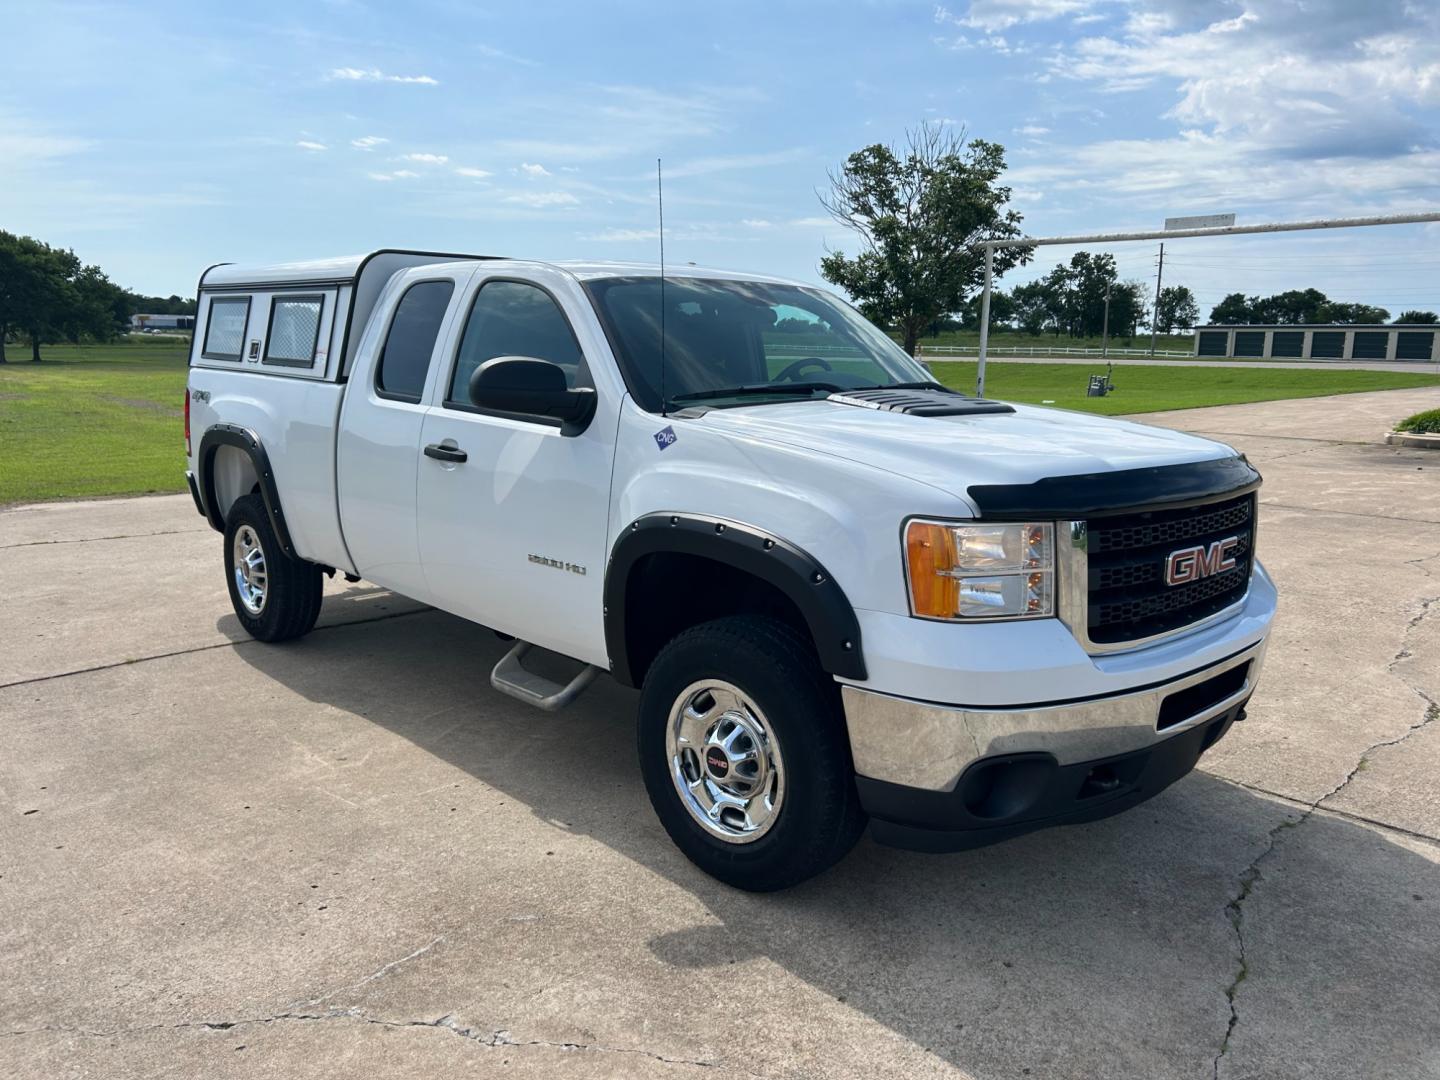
[1149,242,1165,356]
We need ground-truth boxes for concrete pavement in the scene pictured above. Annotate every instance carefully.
[3,386,1439,1079]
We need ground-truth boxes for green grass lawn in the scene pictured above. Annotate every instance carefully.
[926,360,1440,415]
[2,342,1437,504]
[0,341,191,504]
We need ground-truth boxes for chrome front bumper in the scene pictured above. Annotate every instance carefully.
[842,638,1266,792]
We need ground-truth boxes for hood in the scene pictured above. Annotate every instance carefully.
[691,398,1235,503]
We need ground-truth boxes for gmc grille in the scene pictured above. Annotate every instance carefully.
[1086,493,1254,645]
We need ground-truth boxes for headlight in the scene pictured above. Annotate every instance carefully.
[906,520,1055,620]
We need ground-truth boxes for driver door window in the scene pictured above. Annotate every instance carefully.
[447,280,586,408]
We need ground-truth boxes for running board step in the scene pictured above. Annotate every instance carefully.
[490,641,601,712]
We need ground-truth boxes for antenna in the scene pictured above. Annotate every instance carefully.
[657,157,667,416]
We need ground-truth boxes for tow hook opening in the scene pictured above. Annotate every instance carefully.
[1077,764,1122,800]
[958,754,1058,820]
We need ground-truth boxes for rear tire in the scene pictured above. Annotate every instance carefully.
[637,615,866,891]
[223,493,323,642]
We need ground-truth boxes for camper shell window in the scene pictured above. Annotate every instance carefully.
[263,294,325,368]
[202,296,251,361]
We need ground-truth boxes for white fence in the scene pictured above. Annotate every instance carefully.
[918,345,1194,359]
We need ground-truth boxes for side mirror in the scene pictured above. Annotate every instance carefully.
[468,356,596,434]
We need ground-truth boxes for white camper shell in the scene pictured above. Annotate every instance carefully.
[191,250,494,381]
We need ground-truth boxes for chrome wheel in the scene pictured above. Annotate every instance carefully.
[232,525,268,616]
[667,680,786,844]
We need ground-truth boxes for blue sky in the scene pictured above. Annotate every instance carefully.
[4,0,1439,320]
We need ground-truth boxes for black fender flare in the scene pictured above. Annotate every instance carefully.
[603,512,866,687]
[195,424,297,557]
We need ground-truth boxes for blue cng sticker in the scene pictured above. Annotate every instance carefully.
[653,425,677,451]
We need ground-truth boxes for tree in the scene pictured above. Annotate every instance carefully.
[1395,310,1438,324]
[4,234,80,362]
[67,265,129,343]
[1251,288,1327,324]
[1010,281,1051,336]
[1154,285,1199,333]
[0,231,142,361]
[957,288,1014,330]
[1209,293,1253,324]
[1316,301,1389,324]
[124,291,197,317]
[819,123,1030,354]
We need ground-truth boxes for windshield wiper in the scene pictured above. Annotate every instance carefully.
[668,381,846,405]
[863,380,952,392]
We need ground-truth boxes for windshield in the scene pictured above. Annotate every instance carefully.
[584,276,935,411]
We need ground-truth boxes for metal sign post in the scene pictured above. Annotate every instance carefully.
[972,211,1440,398]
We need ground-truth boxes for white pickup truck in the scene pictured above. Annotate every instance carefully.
[184,249,1274,890]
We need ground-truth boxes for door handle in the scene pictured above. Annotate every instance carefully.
[424,443,468,463]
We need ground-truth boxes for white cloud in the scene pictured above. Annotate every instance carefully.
[503,191,579,207]
[0,129,89,165]
[1050,1,1440,159]
[296,140,328,151]
[367,169,420,181]
[935,0,1099,33]
[400,152,448,164]
[518,162,551,177]
[475,43,538,67]
[578,227,661,243]
[328,67,438,85]
[663,147,810,179]
[1015,125,1051,137]
[976,0,1440,217]
[789,216,834,228]
[742,218,773,228]
[351,135,388,150]
[454,166,493,178]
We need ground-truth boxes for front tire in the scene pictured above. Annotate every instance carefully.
[223,493,323,642]
[637,615,866,891]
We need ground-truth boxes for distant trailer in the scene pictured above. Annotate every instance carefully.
[131,313,196,330]
[1193,323,1437,362]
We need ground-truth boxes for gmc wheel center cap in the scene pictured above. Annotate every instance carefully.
[705,747,730,777]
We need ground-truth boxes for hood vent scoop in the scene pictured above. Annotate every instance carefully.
[827,387,1015,417]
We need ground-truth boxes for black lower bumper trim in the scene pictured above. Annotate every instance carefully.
[859,703,1245,853]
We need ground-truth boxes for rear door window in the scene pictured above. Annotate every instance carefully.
[376,280,456,402]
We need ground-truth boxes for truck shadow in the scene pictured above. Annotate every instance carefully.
[230,603,1439,1078]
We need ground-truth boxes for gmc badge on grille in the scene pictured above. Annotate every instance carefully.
[1165,536,1239,586]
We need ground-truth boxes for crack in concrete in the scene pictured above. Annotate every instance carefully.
[1185,430,1363,446]
[296,935,447,1008]
[1258,502,1440,526]
[0,1008,724,1070]
[1214,592,1439,1078]
[1218,776,1440,847]
[1404,550,1440,581]
[0,607,433,691]
[1262,442,1353,463]
[0,528,211,550]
